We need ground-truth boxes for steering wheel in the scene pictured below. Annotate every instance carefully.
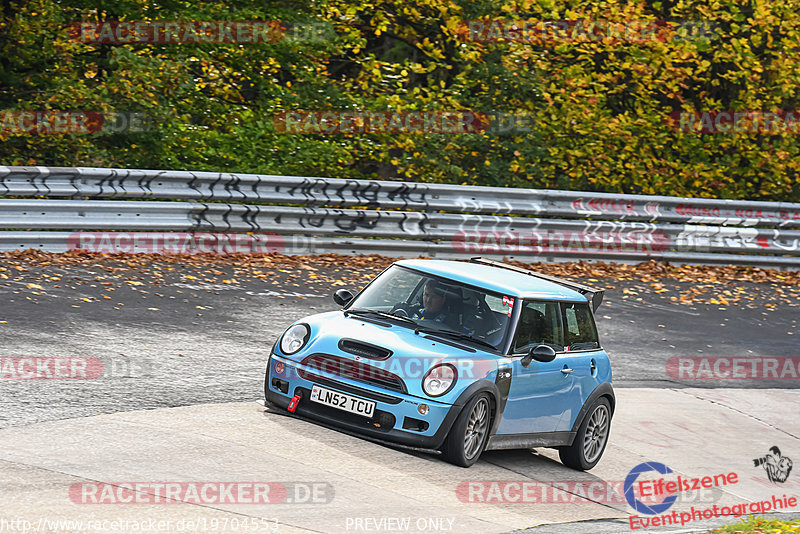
[390,303,413,317]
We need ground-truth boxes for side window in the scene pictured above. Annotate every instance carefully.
[512,300,563,353]
[561,302,600,350]
[484,294,506,314]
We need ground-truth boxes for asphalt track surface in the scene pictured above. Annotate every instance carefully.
[0,257,797,429]
[1,256,799,534]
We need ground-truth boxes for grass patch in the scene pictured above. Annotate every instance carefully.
[708,515,800,533]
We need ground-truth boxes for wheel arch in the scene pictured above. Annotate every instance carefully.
[567,382,615,445]
[452,379,501,434]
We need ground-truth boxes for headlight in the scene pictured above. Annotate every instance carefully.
[422,364,457,397]
[280,323,310,355]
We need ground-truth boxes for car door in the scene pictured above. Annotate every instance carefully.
[554,301,605,431]
[495,300,581,435]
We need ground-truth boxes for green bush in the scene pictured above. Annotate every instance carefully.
[1,0,798,201]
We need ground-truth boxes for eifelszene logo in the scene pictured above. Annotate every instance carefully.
[625,462,678,515]
[623,462,738,516]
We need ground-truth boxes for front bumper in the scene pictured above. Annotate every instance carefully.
[266,354,463,450]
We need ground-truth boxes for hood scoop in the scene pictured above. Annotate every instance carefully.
[338,339,392,360]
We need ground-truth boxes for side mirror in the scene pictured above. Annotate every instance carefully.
[521,344,557,368]
[333,288,354,307]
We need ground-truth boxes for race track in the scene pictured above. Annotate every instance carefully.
[1,256,798,533]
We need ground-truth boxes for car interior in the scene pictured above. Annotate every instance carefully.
[513,302,564,353]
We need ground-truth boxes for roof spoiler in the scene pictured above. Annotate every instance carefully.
[469,257,605,312]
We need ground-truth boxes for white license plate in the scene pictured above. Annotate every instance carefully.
[310,385,376,417]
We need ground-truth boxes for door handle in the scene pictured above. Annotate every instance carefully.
[561,368,574,374]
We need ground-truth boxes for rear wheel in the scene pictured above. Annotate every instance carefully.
[442,393,491,467]
[559,397,611,471]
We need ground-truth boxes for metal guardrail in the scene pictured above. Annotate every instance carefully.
[1,166,799,267]
[3,166,800,226]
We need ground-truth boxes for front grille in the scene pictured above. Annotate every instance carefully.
[299,353,407,394]
[338,339,392,360]
[298,371,402,404]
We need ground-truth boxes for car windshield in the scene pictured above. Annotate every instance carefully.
[348,265,513,351]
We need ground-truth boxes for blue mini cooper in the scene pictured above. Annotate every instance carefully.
[265,258,614,468]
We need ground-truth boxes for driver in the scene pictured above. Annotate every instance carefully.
[415,280,453,325]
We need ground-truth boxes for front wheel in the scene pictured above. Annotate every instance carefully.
[559,397,611,471]
[442,393,492,467]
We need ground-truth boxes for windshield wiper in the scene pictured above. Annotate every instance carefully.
[344,308,419,326]
[416,327,499,351]
[344,310,498,350]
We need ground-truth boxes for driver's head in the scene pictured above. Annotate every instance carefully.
[423,280,446,314]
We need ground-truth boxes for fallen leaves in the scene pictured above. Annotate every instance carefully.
[0,250,797,312]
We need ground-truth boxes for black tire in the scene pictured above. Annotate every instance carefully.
[442,393,492,467]
[559,397,611,471]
